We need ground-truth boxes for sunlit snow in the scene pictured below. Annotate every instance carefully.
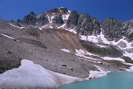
[62,14,70,21]
[103,57,125,62]
[75,49,98,60]
[61,48,71,53]
[47,15,55,24]
[80,29,133,60]
[0,59,82,88]
[1,33,15,40]
[9,23,24,29]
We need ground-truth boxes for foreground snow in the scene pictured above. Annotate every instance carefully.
[0,59,82,88]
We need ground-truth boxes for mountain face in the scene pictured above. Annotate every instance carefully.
[0,8,133,81]
[16,8,133,41]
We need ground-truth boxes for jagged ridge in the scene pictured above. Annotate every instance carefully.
[15,8,133,41]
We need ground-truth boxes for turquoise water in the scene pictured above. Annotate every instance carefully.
[60,72,133,89]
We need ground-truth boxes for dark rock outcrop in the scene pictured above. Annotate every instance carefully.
[102,18,127,41]
[37,15,49,25]
[0,58,21,73]
[47,8,69,14]
[67,11,79,28]
[22,11,37,25]
[123,19,133,41]
[80,40,123,57]
[52,15,64,25]
[77,14,101,35]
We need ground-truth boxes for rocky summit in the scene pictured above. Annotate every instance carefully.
[0,8,133,88]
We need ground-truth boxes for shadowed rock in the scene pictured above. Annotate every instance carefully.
[80,40,123,57]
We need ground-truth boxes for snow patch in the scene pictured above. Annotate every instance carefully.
[88,66,110,79]
[57,24,66,29]
[75,49,96,57]
[80,29,127,46]
[68,10,71,14]
[80,35,99,43]
[75,49,90,58]
[103,57,125,62]
[1,33,15,40]
[80,30,111,44]
[39,24,55,30]
[9,23,24,29]
[75,49,100,62]
[65,28,77,34]
[47,15,55,24]
[126,66,133,72]
[61,48,71,53]
[49,25,54,29]
[39,25,48,30]
[0,59,82,88]
[123,52,133,60]
[62,14,70,21]
[96,44,108,48]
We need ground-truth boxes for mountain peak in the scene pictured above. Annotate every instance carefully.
[12,8,133,42]
[47,7,71,14]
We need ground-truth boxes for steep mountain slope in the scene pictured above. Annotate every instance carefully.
[0,8,133,82]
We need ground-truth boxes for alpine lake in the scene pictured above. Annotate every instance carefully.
[60,72,133,89]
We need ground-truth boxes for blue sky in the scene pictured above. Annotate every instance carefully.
[0,0,132,21]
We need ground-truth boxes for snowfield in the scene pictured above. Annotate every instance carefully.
[0,59,82,88]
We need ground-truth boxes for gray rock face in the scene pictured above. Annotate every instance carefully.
[66,11,101,36]
[67,11,79,28]
[52,15,64,25]
[80,40,123,57]
[37,15,49,25]
[15,8,133,42]
[77,14,101,35]
[102,18,127,41]
[18,12,49,26]
[123,20,133,41]
[22,12,37,25]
